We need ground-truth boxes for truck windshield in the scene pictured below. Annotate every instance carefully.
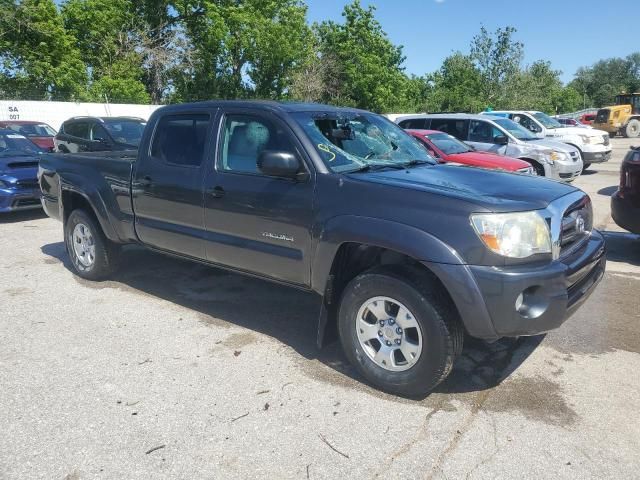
[291,111,435,173]
[533,112,562,129]
[493,118,538,141]
[0,133,43,156]
[426,132,471,154]
[103,120,146,146]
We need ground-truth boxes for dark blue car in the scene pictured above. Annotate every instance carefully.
[0,129,43,212]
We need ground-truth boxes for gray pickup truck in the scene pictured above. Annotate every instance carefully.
[39,101,606,397]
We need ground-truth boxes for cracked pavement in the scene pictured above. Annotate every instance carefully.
[1,139,639,479]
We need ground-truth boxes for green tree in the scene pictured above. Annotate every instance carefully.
[62,0,150,103]
[0,0,87,100]
[470,26,523,107]
[315,0,410,112]
[427,53,484,113]
[570,53,640,107]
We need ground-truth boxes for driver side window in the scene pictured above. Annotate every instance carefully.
[220,114,295,175]
[512,114,539,133]
[469,120,502,143]
[91,124,109,142]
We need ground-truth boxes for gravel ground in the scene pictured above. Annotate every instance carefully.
[1,138,639,479]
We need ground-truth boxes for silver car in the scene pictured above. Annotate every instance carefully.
[396,113,583,182]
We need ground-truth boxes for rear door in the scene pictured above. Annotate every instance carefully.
[202,109,314,286]
[132,109,214,260]
[428,118,468,141]
[466,119,508,155]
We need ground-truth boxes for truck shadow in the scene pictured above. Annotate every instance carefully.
[0,209,47,224]
[41,241,542,399]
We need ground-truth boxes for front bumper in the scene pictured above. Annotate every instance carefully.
[582,149,612,164]
[554,159,583,182]
[426,230,606,339]
[611,190,640,234]
[0,188,42,212]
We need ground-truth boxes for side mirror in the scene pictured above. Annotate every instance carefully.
[494,135,509,145]
[258,150,307,180]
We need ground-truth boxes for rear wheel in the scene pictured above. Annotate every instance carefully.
[65,209,120,280]
[625,119,640,138]
[338,265,463,397]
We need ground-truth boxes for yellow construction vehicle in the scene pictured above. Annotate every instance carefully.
[592,93,640,138]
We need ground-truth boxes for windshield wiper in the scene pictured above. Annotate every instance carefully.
[347,162,407,173]
[401,159,433,168]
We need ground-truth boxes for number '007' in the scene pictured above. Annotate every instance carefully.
[9,114,19,120]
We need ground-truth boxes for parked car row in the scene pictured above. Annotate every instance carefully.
[396,113,584,181]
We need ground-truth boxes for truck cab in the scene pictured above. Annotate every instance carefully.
[485,110,612,169]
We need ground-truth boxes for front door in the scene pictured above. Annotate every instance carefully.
[467,120,509,155]
[203,110,314,286]
[132,110,214,259]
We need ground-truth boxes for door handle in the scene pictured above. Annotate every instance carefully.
[139,176,153,187]
[207,186,225,198]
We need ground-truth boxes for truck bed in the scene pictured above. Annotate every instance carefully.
[39,150,138,243]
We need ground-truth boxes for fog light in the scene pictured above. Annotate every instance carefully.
[515,286,549,319]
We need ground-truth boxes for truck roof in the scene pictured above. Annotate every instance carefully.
[396,113,503,121]
[154,100,369,115]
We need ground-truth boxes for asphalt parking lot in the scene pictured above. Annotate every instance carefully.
[1,139,639,479]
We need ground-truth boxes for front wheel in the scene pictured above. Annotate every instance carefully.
[65,209,120,280]
[625,119,640,138]
[338,265,463,397]
[583,163,591,171]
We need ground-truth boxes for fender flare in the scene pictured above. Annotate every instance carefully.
[60,175,119,242]
[311,215,465,295]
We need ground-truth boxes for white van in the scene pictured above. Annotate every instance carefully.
[485,111,611,169]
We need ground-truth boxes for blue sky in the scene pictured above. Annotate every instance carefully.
[306,0,639,83]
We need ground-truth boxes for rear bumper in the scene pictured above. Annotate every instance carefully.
[425,230,606,340]
[0,188,42,212]
[611,190,640,234]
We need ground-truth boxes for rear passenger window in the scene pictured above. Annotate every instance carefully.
[151,114,210,167]
[398,118,428,129]
[219,114,296,174]
[65,122,90,139]
[429,119,468,140]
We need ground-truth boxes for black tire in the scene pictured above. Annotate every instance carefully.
[65,209,119,280]
[625,119,640,138]
[527,160,545,177]
[583,163,591,171]
[338,265,463,397]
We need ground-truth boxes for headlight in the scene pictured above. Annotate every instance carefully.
[579,135,592,144]
[471,211,551,258]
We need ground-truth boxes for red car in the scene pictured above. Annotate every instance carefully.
[407,129,534,174]
[579,113,596,126]
[0,120,57,151]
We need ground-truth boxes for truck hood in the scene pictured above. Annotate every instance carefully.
[545,126,608,138]
[346,164,576,211]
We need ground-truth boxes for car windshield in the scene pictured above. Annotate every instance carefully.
[6,123,56,137]
[533,112,562,129]
[103,119,146,146]
[426,132,471,154]
[493,118,538,141]
[0,133,43,157]
[291,111,435,173]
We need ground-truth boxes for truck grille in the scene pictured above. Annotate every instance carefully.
[603,135,610,146]
[595,109,610,124]
[560,197,593,257]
